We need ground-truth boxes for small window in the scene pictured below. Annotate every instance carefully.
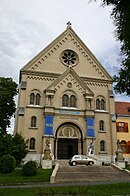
[99,120,104,131]
[29,138,35,150]
[62,93,77,108]
[30,93,35,105]
[21,81,27,90]
[31,116,37,127]
[36,93,40,105]
[100,140,105,151]
[62,94,69,107]
[96,97,106,110]
[96,99,100,110]
[70,95,76,107]
[116,122,128,132]
[18,107,25,116]
[119,122,125,132]
[101,99,105,110]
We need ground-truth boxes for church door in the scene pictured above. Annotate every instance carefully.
[57,138,78,159]
[55,123,83,159]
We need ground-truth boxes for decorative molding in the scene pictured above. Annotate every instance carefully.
[86,81,108,87]
[29,32,105,79]
[67,33,105,79]
[26,105,44,109]
[31,36,68,70]
[58,127,78,138]
[54,74,85,94]
[95,110,109,114]
[24,71,109,88]
[27,75,55,82]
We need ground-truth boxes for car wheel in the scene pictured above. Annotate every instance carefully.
[89,161,93,166]
[72,161,76,166]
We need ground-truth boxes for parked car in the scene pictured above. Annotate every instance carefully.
[69,155,94,166]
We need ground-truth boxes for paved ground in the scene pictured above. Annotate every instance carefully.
[55,161,130,183]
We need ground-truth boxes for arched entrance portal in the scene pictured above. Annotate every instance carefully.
[54,123,83,159]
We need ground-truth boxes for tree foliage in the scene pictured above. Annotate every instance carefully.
[92,0,130,96]
[0,77,18,135]
[22,161,37,176]
[12,133,28,166]
[0,154,16,173]
[0,133,28,166]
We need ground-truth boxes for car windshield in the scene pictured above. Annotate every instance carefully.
[81,155,87,159]
[74,156,80,159]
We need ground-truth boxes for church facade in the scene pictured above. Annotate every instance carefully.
[14,23,117,165]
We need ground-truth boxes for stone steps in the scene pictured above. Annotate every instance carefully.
[55,161,130,183]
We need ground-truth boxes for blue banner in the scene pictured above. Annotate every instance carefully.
[44,115,53,135]
[86,118,94,137]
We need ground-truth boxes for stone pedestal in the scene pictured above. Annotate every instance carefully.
[42,160,53,169]
[116,161,126,169]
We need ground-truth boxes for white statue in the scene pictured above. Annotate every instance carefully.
[88,141,94,155]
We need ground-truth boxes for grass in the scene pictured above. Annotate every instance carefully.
[0,167,130,195]
[0,183,130,196]
[0,168,52,184]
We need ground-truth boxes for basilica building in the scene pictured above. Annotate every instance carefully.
[14,23,117,165]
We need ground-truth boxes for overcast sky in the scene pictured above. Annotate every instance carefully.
[0,0,129,132]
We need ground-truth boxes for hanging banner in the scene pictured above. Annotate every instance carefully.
[86,118,94,137]
[44,115,53,135]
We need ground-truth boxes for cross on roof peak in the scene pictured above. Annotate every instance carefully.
[67,21,72,29]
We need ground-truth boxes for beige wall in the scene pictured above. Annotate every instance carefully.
[14,26,117,164]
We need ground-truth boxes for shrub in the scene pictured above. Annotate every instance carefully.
[0,154,16,173]
[22,161,37,176]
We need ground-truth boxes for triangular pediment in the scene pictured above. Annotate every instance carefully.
[45,67,94,97]
[20,25,112,81]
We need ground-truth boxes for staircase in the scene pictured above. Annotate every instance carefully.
[55,160,130,183]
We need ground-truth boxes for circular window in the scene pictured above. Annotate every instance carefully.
[67,82,72,88]
[60,50,78,67]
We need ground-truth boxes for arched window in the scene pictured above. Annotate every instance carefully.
[121,140,126,153]
[31,116,37,127]
[101,99,105,110]
[30,93,35,105]
[100,140,105,151]
[96,99,100,110]
[96,97,106,110]
[29,138,35,150]
[62,94,69,107]
[36,93,40,105]
[70,95,76,107]
[99,120,104,131]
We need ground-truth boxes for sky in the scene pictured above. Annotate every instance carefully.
[0,0,129,133]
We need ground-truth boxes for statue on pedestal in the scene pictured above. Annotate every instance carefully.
[88,140,94,155]
[42,139,53,169]
[43,139,52,160]
[115,139,124,162]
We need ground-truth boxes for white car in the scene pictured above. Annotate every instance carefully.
[69,155,94,166]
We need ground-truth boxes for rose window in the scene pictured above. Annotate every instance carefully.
[60,50,78,67]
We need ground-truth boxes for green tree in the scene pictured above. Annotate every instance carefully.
[0,134,12,157]
[0,133,28,166]
[12,133,28,166]
[0,77,18,136]
[0,154,16,173]
[92,0,130,96]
